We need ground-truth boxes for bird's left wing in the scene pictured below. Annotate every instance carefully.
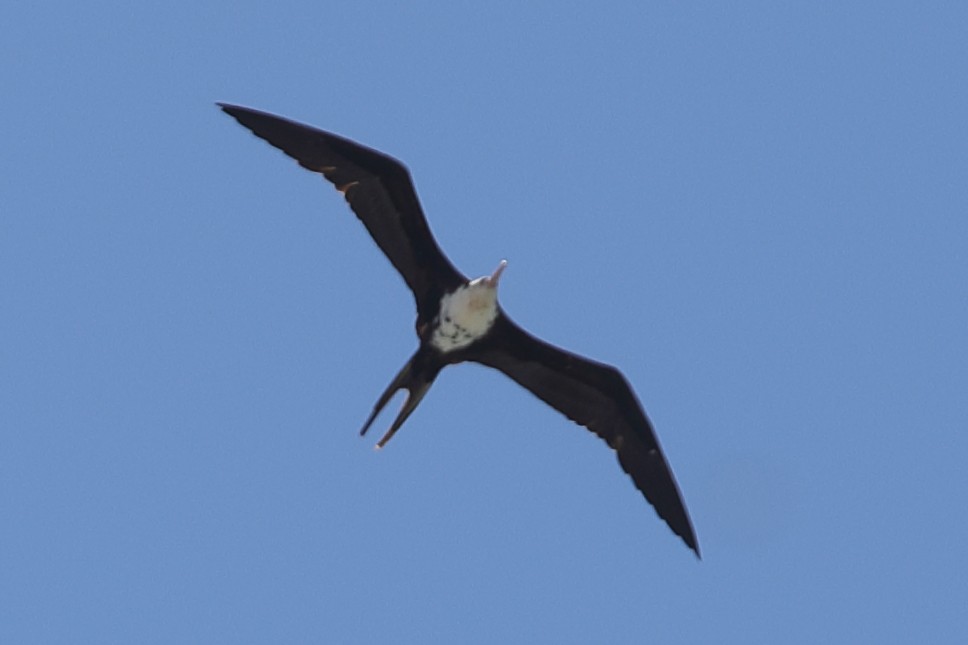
[219,103,466,318]
[467,313,700,556]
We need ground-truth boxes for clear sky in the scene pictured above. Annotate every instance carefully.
[3,2,967,643]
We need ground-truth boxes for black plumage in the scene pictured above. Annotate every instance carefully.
[219,103,700,557]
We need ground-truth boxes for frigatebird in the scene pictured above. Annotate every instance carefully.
[219,103,700,556]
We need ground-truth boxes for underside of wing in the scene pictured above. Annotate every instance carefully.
[468,313,700,556]
[219,103,466,318]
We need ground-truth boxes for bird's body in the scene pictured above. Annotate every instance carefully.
[430,264,504,352]
[219,103,700,557]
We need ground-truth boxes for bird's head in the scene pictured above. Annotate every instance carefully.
[468,259,507,291]
[464,260,507,310]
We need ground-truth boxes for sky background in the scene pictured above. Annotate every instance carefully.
[3,2,967,643]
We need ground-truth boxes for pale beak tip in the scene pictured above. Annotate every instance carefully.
[491,259,508,284]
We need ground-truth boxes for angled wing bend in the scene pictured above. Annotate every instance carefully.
[470,313,700,556]
[219,103,466,318]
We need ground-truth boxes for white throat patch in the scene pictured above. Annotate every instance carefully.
[431,280,499,352]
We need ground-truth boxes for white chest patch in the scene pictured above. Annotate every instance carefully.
[431,282,499,352]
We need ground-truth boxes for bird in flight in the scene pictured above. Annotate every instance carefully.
[219,104,700,556]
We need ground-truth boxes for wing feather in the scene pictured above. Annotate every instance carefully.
[469,313,700,556]
[219,103,466,318]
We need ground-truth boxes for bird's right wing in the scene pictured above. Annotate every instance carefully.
[468,313,699,556]
[219,104,466,317]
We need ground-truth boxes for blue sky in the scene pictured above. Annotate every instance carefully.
[3,1,967,642]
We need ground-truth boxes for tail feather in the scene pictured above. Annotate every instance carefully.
[359,350,438,448]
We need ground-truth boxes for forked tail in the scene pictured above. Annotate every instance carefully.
[359,349,439,448]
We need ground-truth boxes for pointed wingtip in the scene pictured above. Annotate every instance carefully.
[681,527,701,559]
[216,103,255,121]
[679,526,701,559]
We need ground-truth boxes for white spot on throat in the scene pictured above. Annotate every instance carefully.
[431,279,499,352]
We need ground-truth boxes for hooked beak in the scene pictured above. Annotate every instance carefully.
[489,259,508,287]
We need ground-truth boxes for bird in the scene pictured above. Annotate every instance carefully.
[219,103,700,557]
